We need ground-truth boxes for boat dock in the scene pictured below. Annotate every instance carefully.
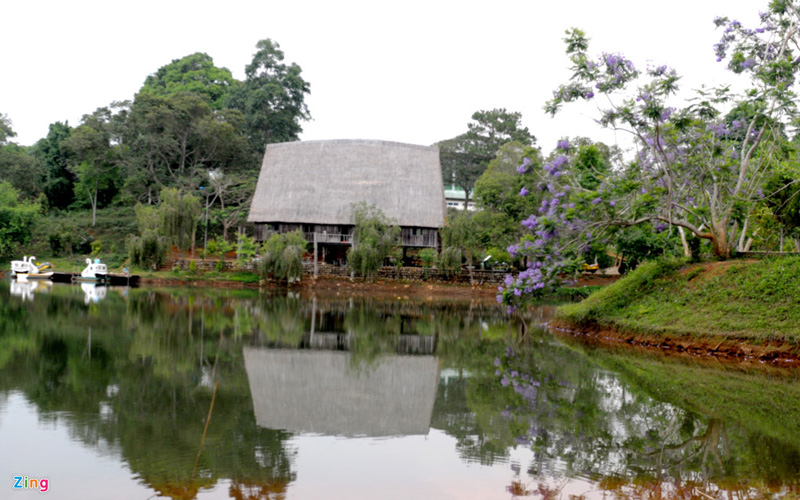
[50,272,140,286]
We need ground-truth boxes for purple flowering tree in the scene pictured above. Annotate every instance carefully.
[500,3,800,310]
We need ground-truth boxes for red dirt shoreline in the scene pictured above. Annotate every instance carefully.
[547,318,800,368]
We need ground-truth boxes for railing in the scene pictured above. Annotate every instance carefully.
[305,232,353,244]
[400,233,438,248]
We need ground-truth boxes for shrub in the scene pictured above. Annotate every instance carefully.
[259,230,308,283]
[439,246,462,277]
[347,202,399,279]
[419,248,437,279]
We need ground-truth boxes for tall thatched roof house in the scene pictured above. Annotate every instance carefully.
[247,140,445,257]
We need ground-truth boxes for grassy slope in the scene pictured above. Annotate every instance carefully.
[557,257,800,344]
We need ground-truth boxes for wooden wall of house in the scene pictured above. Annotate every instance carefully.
[400,227,438,248]
[255,222,438,248]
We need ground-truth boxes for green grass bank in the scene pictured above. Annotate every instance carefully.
[555,257,800,356]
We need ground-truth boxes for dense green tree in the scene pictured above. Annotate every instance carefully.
[34,121,76,210]
[121,92,250,203]
[474,141,542,220]
[140,52,238,109]
[0,113,15,145]
[226,39,311,153]
[0,115,46,199]
[0,143,46,198]
[0,182,41,259]
[439,109,535,210]
[61,110,120,225]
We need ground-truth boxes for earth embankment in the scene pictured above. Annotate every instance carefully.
[553,257,800,364]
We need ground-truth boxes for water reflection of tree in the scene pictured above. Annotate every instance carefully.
[0,285,296,499]
[474,324,800,496]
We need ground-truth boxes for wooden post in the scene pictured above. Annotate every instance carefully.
[313,232,318,278]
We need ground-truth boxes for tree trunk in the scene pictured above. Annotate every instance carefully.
[709,222,732,259]
[90,186,98,227]
[678,226,690,257]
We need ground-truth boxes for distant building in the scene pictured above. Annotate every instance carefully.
[247,139,446,263]
[444,183,477,211]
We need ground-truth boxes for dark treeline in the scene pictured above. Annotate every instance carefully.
[0,38,309,236]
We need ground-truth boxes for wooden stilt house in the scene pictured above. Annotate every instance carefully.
[247,139,446,263]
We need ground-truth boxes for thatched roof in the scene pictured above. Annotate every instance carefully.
[247,140,445,228]
[244,347,440,437]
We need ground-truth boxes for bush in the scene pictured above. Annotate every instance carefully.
[439,246,462,277]
[236,233,258,268]
[419,248,437,279]
[347,202,399,279]
[259,230,308,283]
[127,232,167,270]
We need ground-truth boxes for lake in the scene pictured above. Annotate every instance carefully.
[1,280,799,499]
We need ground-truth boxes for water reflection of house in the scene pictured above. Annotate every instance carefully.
[247,139,446,264]
[244,348,440,437]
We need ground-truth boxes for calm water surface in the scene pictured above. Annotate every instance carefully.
[1,280,800,499]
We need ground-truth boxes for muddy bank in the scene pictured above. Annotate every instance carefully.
[548,319,800,368]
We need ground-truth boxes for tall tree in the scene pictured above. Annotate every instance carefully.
[439,109,535,210]
[34,121,75,210]
[121,92,250,203]
[226,39,311,154]
[0,113,15,145]
[61,110,119,226]
[501,1,800,309]
[140,52,238,109]
[0,144,46,198]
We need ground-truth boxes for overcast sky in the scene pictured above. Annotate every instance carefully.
[1,0,762,155]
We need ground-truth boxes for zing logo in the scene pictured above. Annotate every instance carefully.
[12,476,49,493]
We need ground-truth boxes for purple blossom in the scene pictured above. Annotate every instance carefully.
[516,157,531,174]
[556,139,571,151]
[501,377,510,387]
[592,197,602,204]
[519,186,530,197]
[494,357,501,367]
